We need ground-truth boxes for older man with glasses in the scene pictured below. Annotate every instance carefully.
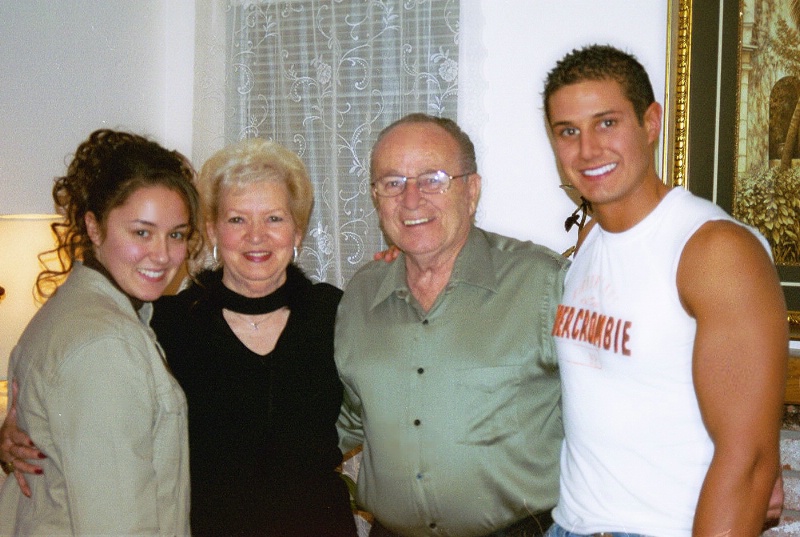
[335,113,568,537]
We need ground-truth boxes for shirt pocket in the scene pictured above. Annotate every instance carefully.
[152,372,188,463]
[455,365,523,445]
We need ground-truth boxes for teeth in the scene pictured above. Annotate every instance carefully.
[140,269,165,279]
[583,163,616,177]
[404,217,431,226]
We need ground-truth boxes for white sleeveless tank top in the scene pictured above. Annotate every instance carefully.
[551,187,769,536]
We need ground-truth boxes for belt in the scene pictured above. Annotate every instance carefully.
[370,511,554,537]
[484,511,554,537]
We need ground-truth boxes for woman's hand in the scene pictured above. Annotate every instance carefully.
[373,245,401,263]
[0,379,45,497]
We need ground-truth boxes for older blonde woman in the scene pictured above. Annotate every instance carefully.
[0,138,357,537]
[152,138,356,536]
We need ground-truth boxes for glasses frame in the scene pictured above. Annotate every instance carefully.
[371,170,474,197]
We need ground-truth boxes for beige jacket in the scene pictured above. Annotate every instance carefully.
[0,262,190,536]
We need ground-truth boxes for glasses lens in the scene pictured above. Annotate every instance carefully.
[418,171,449,194]
[376,176,405,197]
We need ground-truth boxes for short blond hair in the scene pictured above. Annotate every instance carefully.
[197,138,314,238]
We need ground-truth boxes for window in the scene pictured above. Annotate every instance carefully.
[194,0,460,286]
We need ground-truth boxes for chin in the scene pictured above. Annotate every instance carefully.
[131,283,171,302]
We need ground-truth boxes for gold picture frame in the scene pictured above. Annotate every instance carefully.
[664,0,800,339]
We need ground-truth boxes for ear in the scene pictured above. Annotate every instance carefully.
[85,212,102,246]
[644,101,662,145]
[205,220,217,246]
[467,173,482,215]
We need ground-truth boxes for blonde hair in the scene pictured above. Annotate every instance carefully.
[197,139,314,240]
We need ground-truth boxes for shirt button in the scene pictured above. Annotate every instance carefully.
[422,319,429,325]
[417,367,424,374]
[429,522,437,529]
[413,419,421,426]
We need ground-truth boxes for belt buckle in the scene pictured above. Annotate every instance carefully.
[593,534,614,537]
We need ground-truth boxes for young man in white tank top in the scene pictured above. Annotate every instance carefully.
[542,44,788,537]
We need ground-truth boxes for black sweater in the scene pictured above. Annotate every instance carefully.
[151,265,356,536]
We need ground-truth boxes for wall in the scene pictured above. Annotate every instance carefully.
[462,1,668,256]
[0,0,665,253]
[0,0,195,216]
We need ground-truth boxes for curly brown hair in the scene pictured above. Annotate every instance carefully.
[37,129,201,298]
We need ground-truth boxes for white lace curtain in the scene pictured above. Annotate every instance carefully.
[193,0,460,287]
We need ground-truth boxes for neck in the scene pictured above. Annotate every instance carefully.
[203,266,294,315]
[222,271,287,299]
[594,177,670,233]
[404,247,462,313]
[82,255,144,311]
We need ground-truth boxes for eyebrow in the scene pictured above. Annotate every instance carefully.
[550,109,620,128]
[379,168,444,177]
[131,219,190,230]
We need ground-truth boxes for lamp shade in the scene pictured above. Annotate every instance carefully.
[0,214,62,380]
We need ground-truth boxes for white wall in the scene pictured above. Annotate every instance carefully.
[461,0,668,256]
[0,0,666,248]
[0,0,195,215]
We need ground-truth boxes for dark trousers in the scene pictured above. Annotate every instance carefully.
[369,511,554,537]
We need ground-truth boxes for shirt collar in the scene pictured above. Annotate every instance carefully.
[74,260,154,324]
[369,226,499,311]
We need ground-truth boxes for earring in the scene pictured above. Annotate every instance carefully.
[212,244,219,264]
[292,246,298,263]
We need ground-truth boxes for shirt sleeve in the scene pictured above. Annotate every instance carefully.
[336,379,364,455]
[45,336,161,535]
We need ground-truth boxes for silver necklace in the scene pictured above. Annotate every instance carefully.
[232,311,271,331]
[247,318,266,330]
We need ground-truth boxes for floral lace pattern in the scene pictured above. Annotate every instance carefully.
[194,1,460,287]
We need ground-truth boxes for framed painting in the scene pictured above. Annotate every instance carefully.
[664,0,800,339]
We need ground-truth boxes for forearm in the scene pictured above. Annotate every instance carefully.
[693,449,779,536]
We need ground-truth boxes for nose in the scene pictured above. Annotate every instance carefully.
[245,220,266,242]
[579,131,601,160]
[151,236,170,264]
[400,178,424,208]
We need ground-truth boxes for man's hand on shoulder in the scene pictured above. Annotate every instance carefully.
[374,245,401,263]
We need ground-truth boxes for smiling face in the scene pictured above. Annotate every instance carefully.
[208,180,301,298]
[548,78,663,230]
[86,184,190,302]
[371,122,481,267]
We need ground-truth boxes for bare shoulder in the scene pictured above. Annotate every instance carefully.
[683,219,767,258]
[678,219,783,321]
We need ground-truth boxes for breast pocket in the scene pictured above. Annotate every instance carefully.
[455,365,523,445]
[152,371,188,463]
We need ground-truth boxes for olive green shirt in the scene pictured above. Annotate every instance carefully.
[336,226,568,537]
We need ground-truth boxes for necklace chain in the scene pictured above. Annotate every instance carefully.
[230,311,272,331]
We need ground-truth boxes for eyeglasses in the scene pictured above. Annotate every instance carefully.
[371,170,474,197]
